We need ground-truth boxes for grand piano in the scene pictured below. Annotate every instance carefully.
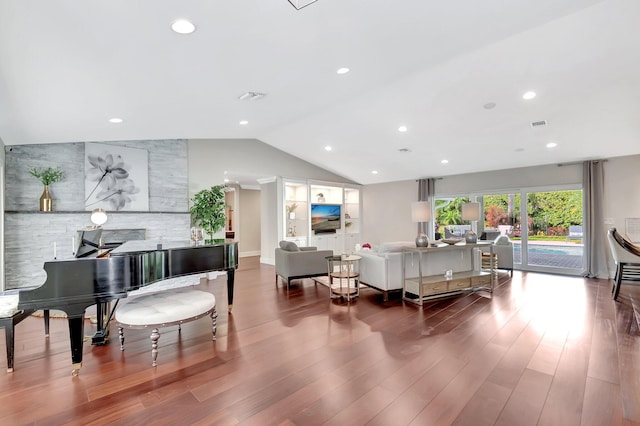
[17,238,238,375]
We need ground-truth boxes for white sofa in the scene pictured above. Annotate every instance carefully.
[357,241,474,301]
[357,242,413,301]
[357,239,512,301]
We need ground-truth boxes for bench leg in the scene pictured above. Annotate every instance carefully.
[211,307,218,341]
[151,328,160,367]
[2,310,37,373]
[118,327,125,350]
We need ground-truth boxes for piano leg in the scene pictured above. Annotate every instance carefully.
[91,302,110,345]
[44,309,50,337]
[67,315,85,376]
[227,269,235,313]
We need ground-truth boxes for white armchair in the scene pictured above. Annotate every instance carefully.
[481,235,513,276]
[607,228,640,300]
[275,241,333,289]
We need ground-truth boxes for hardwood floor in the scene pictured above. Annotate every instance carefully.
[1,256,639,425]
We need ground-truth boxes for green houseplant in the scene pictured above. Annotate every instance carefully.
[29,166,65,211]
[29,166,65,186]
[190,185,228,241]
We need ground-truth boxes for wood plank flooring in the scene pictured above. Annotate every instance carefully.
[1,256,639,425]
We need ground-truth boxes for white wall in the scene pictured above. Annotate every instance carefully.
[603,154,640,237]
[436,162,582,195]
[187,138,353,194]
[260,179,277,264]
[362,180,416,245]
[0,139,4,291]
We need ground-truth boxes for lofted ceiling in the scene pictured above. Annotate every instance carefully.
[1,0,639,186]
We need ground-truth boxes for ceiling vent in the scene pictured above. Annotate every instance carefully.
[288,0,319,10]
[238,92,266,101]
[530,120,547,128]
[398,148,411,153]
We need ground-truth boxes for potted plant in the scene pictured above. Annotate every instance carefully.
[286,203,298,219]
[190,185,228,243]
[29,166,65,211]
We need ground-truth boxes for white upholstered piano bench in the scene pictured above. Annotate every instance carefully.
[115,288,217,367]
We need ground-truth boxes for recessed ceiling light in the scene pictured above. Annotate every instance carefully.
[522,91,536,100]
[109,118,123,124]
[324,146,332,151]
[238,91,266,101]
[224,178,229,183]
[483,102,496,110]
[441,159,449,164]
[515,148,525,152]
[398,148,411,152]
[336,67,350,75]
[171,19,196,34]
[546,142,557,148]
[239,120,249,125]
[398,125,408,133]
[371,170,378,175]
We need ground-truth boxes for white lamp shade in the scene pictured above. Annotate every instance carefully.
[461,202,481,221]
[411,201,432,223]
[90,208,108,226]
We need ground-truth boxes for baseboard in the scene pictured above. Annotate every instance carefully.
[240,251,261,258]
[261,256,275,265]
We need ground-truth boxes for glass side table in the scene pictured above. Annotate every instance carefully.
[325,254,361,301]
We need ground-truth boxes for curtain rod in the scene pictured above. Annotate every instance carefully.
[558,159,608,167]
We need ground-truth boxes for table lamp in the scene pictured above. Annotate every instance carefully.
[461,202,480,243]
[90,208,108,228]
[411,201,432,247]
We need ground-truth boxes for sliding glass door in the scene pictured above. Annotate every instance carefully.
[436,186,584,275]
[480,187,584,275]
[523,189,584,273]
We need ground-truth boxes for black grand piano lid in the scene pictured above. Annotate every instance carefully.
[75,229,103,258]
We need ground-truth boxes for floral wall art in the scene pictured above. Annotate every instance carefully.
[84,142,149,211]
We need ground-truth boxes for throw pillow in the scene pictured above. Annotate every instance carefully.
[494,235,511,245]
[279,240,300,251]
[378,241,413,253]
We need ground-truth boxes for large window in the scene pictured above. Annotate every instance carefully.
[436,187,584,275]
[434,196,470,238]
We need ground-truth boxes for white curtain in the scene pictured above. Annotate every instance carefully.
[417,178,435,239]
[583,160,608,278]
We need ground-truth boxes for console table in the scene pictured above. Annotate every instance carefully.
[402,243,494,306]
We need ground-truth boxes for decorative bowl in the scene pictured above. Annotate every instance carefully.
[441,238,463,245]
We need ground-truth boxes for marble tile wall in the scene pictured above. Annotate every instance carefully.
[5,140,188,212]
[4,140,190,289]
[4,212,190,289]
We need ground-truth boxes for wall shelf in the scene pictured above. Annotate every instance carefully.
[279,178,361,253]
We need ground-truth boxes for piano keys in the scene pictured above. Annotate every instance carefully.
[17,240,238,376]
